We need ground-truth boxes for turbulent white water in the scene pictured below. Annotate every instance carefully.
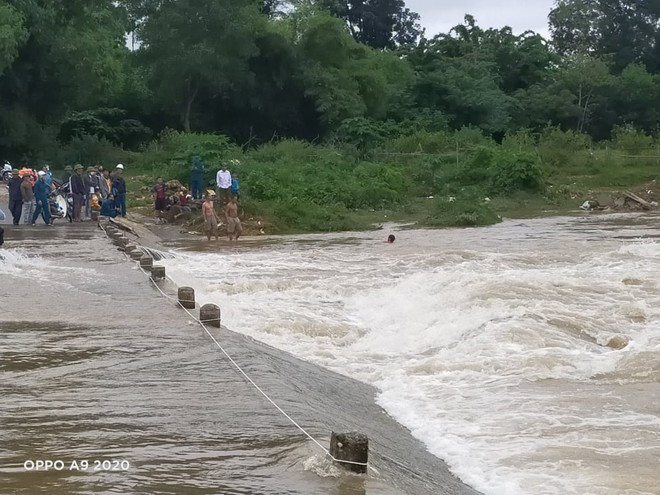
[161,214,660,495]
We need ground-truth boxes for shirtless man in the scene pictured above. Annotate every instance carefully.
[225,197,242,241]
[202,193,219,241]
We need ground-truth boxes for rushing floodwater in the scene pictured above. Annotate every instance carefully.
[159,213,660,495]
[0,226,476,495]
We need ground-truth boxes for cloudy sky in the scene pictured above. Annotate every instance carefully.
[407,0,556,38]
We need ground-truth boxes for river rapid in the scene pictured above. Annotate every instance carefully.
[159,213,660,495]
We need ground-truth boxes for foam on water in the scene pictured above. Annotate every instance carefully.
[160,220,660,495]
[0,248,50,276]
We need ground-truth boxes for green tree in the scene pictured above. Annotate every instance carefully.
[136,0,262,132]
[0,3,28,73]
[0,0,129,159]
[549,0,660,72]
[315,0,422,49]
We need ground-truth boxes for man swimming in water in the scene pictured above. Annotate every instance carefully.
[387,234,395,243]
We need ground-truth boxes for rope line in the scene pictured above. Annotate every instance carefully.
[101,223,374,472]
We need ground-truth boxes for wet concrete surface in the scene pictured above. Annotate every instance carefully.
[0,223,480,495]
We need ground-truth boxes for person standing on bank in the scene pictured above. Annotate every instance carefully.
[191,156,205,200]
[216,164,232,205]
[225,196,242,241]
[7,169,23,225]
[202,193,219,241]
[112,164,127,217]
[32,171,51,225]
[20,174,35,225]
[99,169,111,199]
[71,164,86,222]
[152,176,168,224]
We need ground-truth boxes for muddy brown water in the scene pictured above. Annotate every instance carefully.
[0,224,478,495]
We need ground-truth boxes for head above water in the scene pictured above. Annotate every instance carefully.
[387,234,396,244]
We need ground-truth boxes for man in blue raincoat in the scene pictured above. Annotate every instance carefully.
[32,171,51,225]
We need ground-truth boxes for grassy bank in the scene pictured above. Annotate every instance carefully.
[110,127,660,233]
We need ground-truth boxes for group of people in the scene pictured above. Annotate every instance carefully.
[65,163,128,221]
[2,163,128,227]
[4,166,54,226]
[2,157,245,244]
[149,158,242,241]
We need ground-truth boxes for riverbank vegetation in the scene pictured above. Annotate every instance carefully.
[2,1,660,232]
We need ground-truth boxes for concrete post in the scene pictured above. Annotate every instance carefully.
[330,432,368,473]
[151,265,166,280]
[125,244,137,254]
[130,250,143,260]
[117,237,129,249]
[199,304,221,327]
[139,255,153,271]
[178,287,195,309]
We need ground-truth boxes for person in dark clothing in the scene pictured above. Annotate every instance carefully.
[70,164,86,222]
[190,156,205,200]
[32,171,51,225]
[62,165,73,185]
[7,169,23,225]
[100,194,117,218]
[152,176,168,223]
[112,172,127,217]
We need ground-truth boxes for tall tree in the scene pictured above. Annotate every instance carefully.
[315,0,422,49]
[549,0,660,72]
[0,0,129,159]
[136,0,261,132]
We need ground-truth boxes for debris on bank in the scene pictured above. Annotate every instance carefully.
[579,181,660,212]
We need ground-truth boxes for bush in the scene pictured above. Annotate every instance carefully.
[537,127,592,168]
[135,131,237,185]
[489,149,545,195]
[59,134,134,167]
[610,125,655,154]
[424,198,501,228]
[246,199,361,233]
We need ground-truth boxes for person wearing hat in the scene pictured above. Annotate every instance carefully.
[31,170,51,225]
[112,166,127,217]
[7,169,23,225]
[71,164,86,222]
[20,173,35,225]
[84,166,99,219]
[98,168,111,199]
[41,165,52,188]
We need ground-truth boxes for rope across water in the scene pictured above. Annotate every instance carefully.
[100,224,375,472]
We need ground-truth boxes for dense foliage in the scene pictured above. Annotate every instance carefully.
[1,0,659,230]
[2,0,659,162]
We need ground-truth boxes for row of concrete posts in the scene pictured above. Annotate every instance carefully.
[103,222,369,473]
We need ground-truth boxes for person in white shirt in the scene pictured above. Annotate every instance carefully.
[216,165,232,205]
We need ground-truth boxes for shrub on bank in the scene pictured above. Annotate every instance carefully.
[423,197,501,228]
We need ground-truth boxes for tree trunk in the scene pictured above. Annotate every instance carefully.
[181,77,199,133]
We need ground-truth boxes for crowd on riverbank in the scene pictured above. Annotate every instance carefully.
[1,157,243,245]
